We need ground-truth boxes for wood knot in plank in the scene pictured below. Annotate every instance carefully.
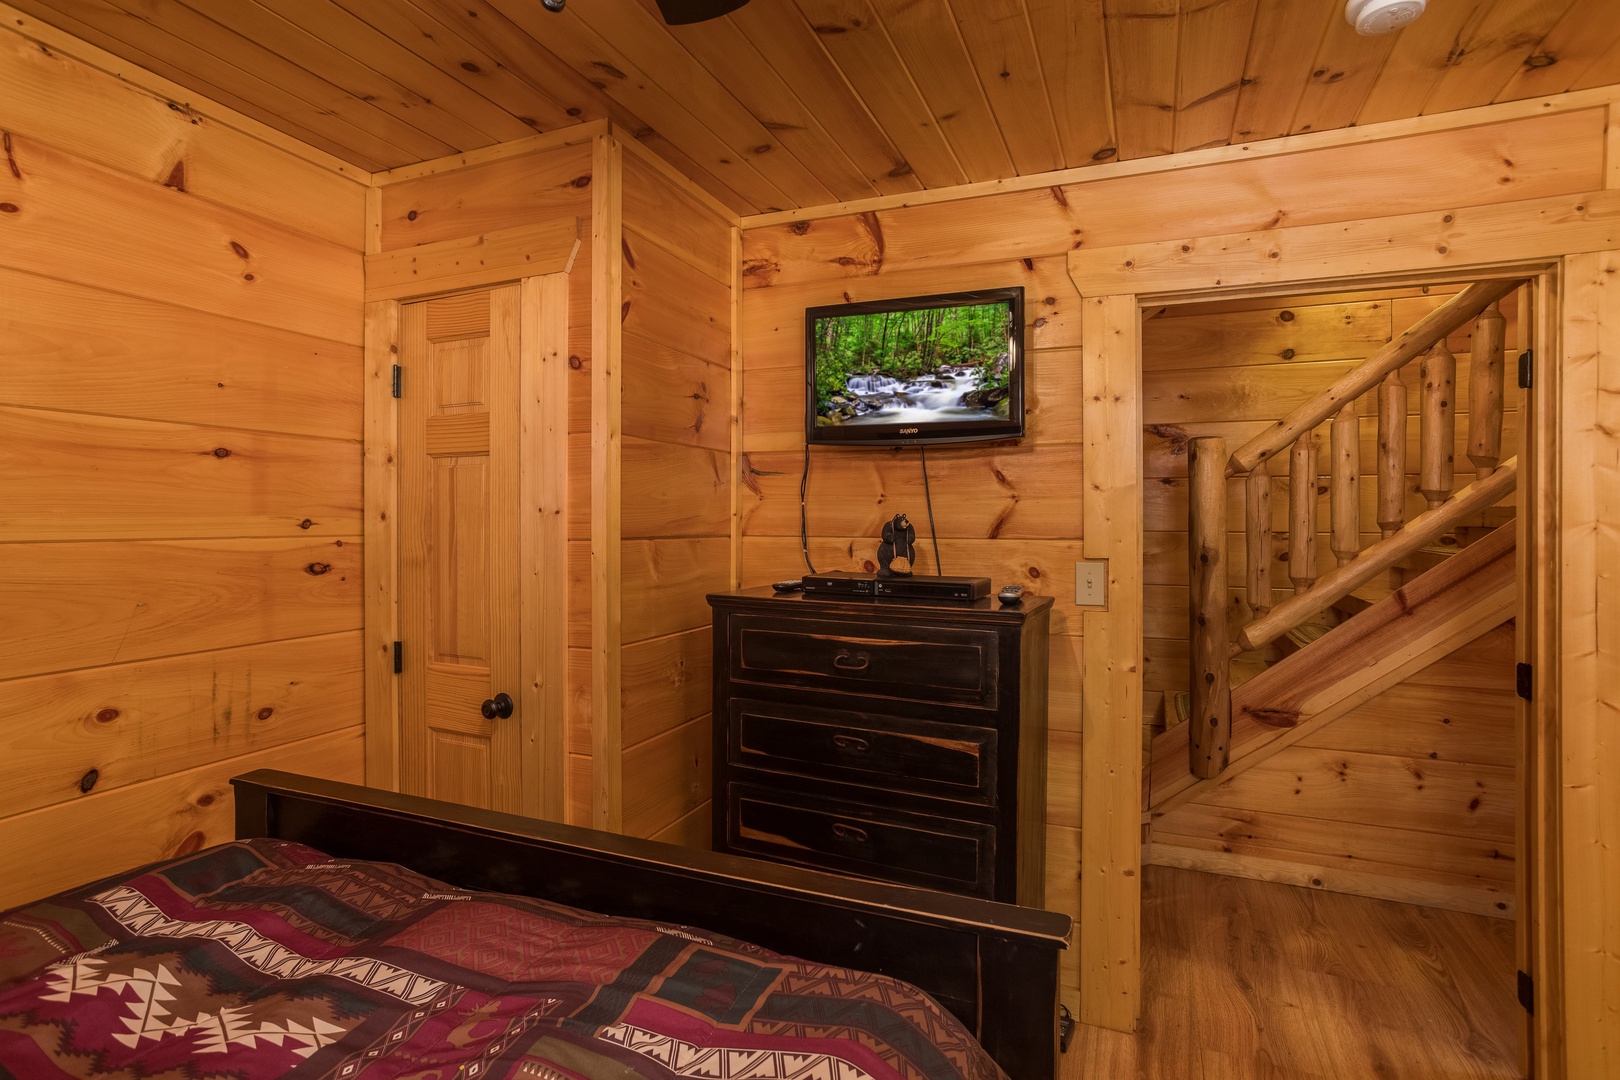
[1245,707,1299,728]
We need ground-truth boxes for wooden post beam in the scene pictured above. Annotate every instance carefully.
[1420,342,1457,510]
[1078,293,1142,1032]
[1288,433,1318,595]
[1330,404,1360,567]
[1246,458,1273,614]
[1187,436,1230,779]
[1377,370,1408,539]
[1469,301,1508,481]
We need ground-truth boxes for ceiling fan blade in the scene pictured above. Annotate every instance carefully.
[652,0,749,24]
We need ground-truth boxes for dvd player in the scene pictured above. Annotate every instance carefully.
[800,572,991,602]
[875,575,991,601]
[800,571,877,597]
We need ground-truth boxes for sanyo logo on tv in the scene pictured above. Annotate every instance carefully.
[899,427,919,435]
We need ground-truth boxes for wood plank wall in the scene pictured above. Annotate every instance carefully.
[0,22,367,906]
[373,139,597,824]
[738,105,1606,1008]
[611,149,734,845]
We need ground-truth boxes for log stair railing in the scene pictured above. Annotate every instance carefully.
[1149,521,1516,817]
[1163,277,1523,806]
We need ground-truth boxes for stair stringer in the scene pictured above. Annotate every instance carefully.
[1147,522,1517,819]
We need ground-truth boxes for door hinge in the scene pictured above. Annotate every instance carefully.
[1517,970,1534,1015]
[392,640,403,674]
[1516,662,1532,702]
[391,364,403,399]
[1518,350,1533,389]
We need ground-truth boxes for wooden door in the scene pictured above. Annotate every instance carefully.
[398,285,525,812]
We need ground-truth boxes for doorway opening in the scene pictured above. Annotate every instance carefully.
[1130,276,1533,1077]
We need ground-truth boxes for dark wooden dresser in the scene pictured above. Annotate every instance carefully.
[708,588,1052,905]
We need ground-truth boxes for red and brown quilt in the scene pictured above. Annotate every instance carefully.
[0,840,1002,1080]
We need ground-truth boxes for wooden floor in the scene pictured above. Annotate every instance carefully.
[1063,866,1520,1080]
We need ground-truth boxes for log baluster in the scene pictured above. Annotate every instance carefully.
[1187,436,1230,779]
[1330,404,1359,567]
[1235,460,1519,654]
[1420,341,1457,510]
[1377,370,1408,539]
[1469,300,1506,480]
[1246,458,1272,616]
[1288,432,1318,595]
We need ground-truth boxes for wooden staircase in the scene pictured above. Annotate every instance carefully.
[1151,276,1523,814]
[1148,521,1515,816]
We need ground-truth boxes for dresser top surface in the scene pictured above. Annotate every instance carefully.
[709,587,1054,625]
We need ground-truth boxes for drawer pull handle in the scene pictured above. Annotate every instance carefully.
[832,650,871,672]
[832,822,869,844]
[831,734,870,753]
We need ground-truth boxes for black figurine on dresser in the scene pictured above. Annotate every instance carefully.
[708,587,1052,906]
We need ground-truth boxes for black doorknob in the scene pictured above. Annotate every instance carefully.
[480,692,514,720]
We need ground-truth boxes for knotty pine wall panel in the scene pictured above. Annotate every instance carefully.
[741,109,1605,290]
[375,143,594,252]
[736,104,1603,1002]
[614,156,733,843]
[0,26,361,249]
[0,26,366,908]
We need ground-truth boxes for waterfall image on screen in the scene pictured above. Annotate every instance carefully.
[811,300,1016,430]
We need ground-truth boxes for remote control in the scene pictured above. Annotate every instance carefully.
[771,579,805,594]
[997,584,1025,605]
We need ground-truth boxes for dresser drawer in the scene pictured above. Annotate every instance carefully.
[727,784,995,897]
[729,700,996,804]
[727,615,999,708]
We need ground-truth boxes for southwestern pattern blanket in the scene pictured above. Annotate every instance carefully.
[0,840,1003,1080]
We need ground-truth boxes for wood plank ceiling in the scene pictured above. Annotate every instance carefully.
[13,0,1620,214]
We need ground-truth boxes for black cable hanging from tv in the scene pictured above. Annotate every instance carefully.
[920,445,943,575]
[799,440,817,575]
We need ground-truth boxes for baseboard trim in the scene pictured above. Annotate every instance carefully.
[1145,843,1515,919]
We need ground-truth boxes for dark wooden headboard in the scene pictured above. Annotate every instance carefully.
[232,770,1070,1080]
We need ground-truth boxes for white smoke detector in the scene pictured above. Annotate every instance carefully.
[1344,0,1426,35]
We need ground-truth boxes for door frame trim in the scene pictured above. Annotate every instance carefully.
[1070,230,1607,1075]
[361,275,572,823]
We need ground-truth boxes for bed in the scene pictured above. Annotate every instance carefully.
[0,771,1070,1080]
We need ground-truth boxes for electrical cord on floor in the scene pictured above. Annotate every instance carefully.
[799,440,818,575]
[920,445,943,575]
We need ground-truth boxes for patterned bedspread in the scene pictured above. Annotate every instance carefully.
[0,840,1003,1080]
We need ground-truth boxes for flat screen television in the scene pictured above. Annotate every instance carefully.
[805,287,1025,447]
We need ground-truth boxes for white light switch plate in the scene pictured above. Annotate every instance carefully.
[1075,560,1107,607]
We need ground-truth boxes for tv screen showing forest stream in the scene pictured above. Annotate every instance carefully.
[810,300,1018,429]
